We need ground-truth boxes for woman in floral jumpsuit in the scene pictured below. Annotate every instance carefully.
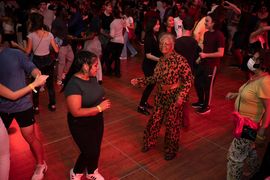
[131,32,192,160]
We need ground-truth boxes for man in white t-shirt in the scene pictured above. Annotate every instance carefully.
[174,7,187,39]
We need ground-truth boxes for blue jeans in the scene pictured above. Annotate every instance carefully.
[120,31,137,58]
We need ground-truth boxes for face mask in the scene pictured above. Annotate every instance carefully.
[247,58,256,71]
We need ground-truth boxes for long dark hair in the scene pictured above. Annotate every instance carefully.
[145,16,159,37]
[161,15,177,36]
[29,13,45,32]
[61,51,97,92]
[257,49,270,73]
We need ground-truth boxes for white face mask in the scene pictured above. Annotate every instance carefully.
[247,58,256,71]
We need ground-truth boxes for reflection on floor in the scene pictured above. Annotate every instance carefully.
[8,41,270,180]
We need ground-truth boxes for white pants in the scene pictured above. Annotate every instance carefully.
[0,118,10,180]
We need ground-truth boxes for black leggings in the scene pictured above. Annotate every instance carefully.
[68,113,104,174]
[32,55,55,107]
[139,60,157,106]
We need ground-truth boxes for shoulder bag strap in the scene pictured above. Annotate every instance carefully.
[33,30,45,54]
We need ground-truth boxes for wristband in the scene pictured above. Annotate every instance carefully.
[29,84,37,93]
[256,134,265,140]
[97,105,102,112]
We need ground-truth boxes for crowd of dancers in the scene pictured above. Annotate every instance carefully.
[0,0,270,180]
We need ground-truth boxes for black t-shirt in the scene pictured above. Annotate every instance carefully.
[99,12,114,30]
[144,34,161,65]
[52,17,69,46]
[175,36,198,72]
[65,76,105,108]
[201,30,225,68]
[86,16,101,36]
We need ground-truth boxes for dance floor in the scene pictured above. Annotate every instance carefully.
[8,42,270,180]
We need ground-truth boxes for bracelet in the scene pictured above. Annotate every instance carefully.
[97,105,102,112]
[257,134,265,140]
[29,84,37,93]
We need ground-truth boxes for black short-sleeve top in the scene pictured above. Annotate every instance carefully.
[65,76,105,108]
[144,34,161,65]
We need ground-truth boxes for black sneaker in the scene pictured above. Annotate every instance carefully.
[137,106,150,115]
[139,40,144,45]
[196,106,211,114]
[144,102,153,109]
[191,102,204,108]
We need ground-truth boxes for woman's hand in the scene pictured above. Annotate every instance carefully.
[225,92,238,101]
[131,78,138,86]
[11,41,19,48]
[68,35,75,40]
[99,99,111,111]
[176,96,183,107]
[255,137,265,147]
[32,74,49,87]
[195,57,201,64]
[199,52,207,59]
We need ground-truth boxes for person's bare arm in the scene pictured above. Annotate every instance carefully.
[199,48,224,59]
[146,53,160,61]
[66,95,111,117]
[0,74,48,100]
[11,38,33,55]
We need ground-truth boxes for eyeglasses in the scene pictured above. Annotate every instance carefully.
[159,42,172,48]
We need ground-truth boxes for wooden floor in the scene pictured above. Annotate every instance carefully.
[8,41,270,180]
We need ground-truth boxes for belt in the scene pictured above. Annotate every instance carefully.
[159,82,181,91]
[34,54,50,59]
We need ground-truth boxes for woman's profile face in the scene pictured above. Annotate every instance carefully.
[166,16,175,28]
[159,37,174,55]
[153,20,160,33]
[88,58,99,77]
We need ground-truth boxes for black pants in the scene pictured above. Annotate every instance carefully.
[101,42,124,74]
[68,113,104,174]
[32,55,55,107]
[139,60,157,106]
[136,21,144,42]
[71,34,84,55]
[194,64,217,108]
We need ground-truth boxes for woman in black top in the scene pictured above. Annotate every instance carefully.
[99,2,113,50]
[63,51,111,180]
[137,17,161,115]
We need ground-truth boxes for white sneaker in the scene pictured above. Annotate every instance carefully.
[70,168,83,180]
[31,161,48,180]
[62,74,66,80]
[57,80,62,85]
[86,168,104,180]
[119,57,127,60]
[131,52,137,57]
